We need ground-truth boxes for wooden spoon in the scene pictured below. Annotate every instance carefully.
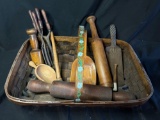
[29,61,56,84]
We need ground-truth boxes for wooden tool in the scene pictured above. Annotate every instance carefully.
[86,16,112,87]
[29,61,56,84]
[50,32,62,81]
[113,64,118,91]
[30,10,53,66]
[27,80,136,101]
[106,24,125,87]
[27,80,112,101]
[41,9,62,81]
[26,28,44,65]
[70,26,96,85]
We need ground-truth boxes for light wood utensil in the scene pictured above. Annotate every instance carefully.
[87,16,113,87]
[42,9,62,81]
[26,28,44,65]
[70,27,96,85]
[29,61,56,84]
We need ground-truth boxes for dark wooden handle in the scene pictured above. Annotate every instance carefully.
[41,9,51,31]
[28,10,37,30]
[35,8,43,30]
[27,80,50,93]
[32,12,41,33]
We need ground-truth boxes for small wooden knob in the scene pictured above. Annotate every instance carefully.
[26,28,37,35]
[86,16,96,23]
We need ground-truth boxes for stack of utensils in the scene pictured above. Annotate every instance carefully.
[26,8,136,102]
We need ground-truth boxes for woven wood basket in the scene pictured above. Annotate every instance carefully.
[4,36,153,107]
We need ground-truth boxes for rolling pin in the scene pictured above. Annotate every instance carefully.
[86,16,112,87]
[27,80,136,101]
[26,28,44,65]
[27,80,112,101]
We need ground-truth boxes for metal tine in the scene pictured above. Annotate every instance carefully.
[34,8,53,67]
[28,10,48,64]
[41,9,62,80]
[40,9,53,60]
[31,10,52,66]
[41,9,52,45]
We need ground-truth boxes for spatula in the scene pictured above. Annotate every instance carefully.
[106,24,125,87]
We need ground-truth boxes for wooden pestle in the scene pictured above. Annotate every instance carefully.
[27,80,112,101]
[86,16,112,87]
[26,28,44,65]
[27,80,136,101]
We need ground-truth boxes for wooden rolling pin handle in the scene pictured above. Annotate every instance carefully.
[86,16,99,38]
[41,9,51,31]
[27,80,50,93]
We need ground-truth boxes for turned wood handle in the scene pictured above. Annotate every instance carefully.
[27,80,50,93]
[86,16,99,38]
[26,28,39,49]
[41,9,51,31]
[35,8,43,30]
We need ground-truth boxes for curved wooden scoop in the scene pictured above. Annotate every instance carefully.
[29,61,56,84]
[70,29,96,85]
